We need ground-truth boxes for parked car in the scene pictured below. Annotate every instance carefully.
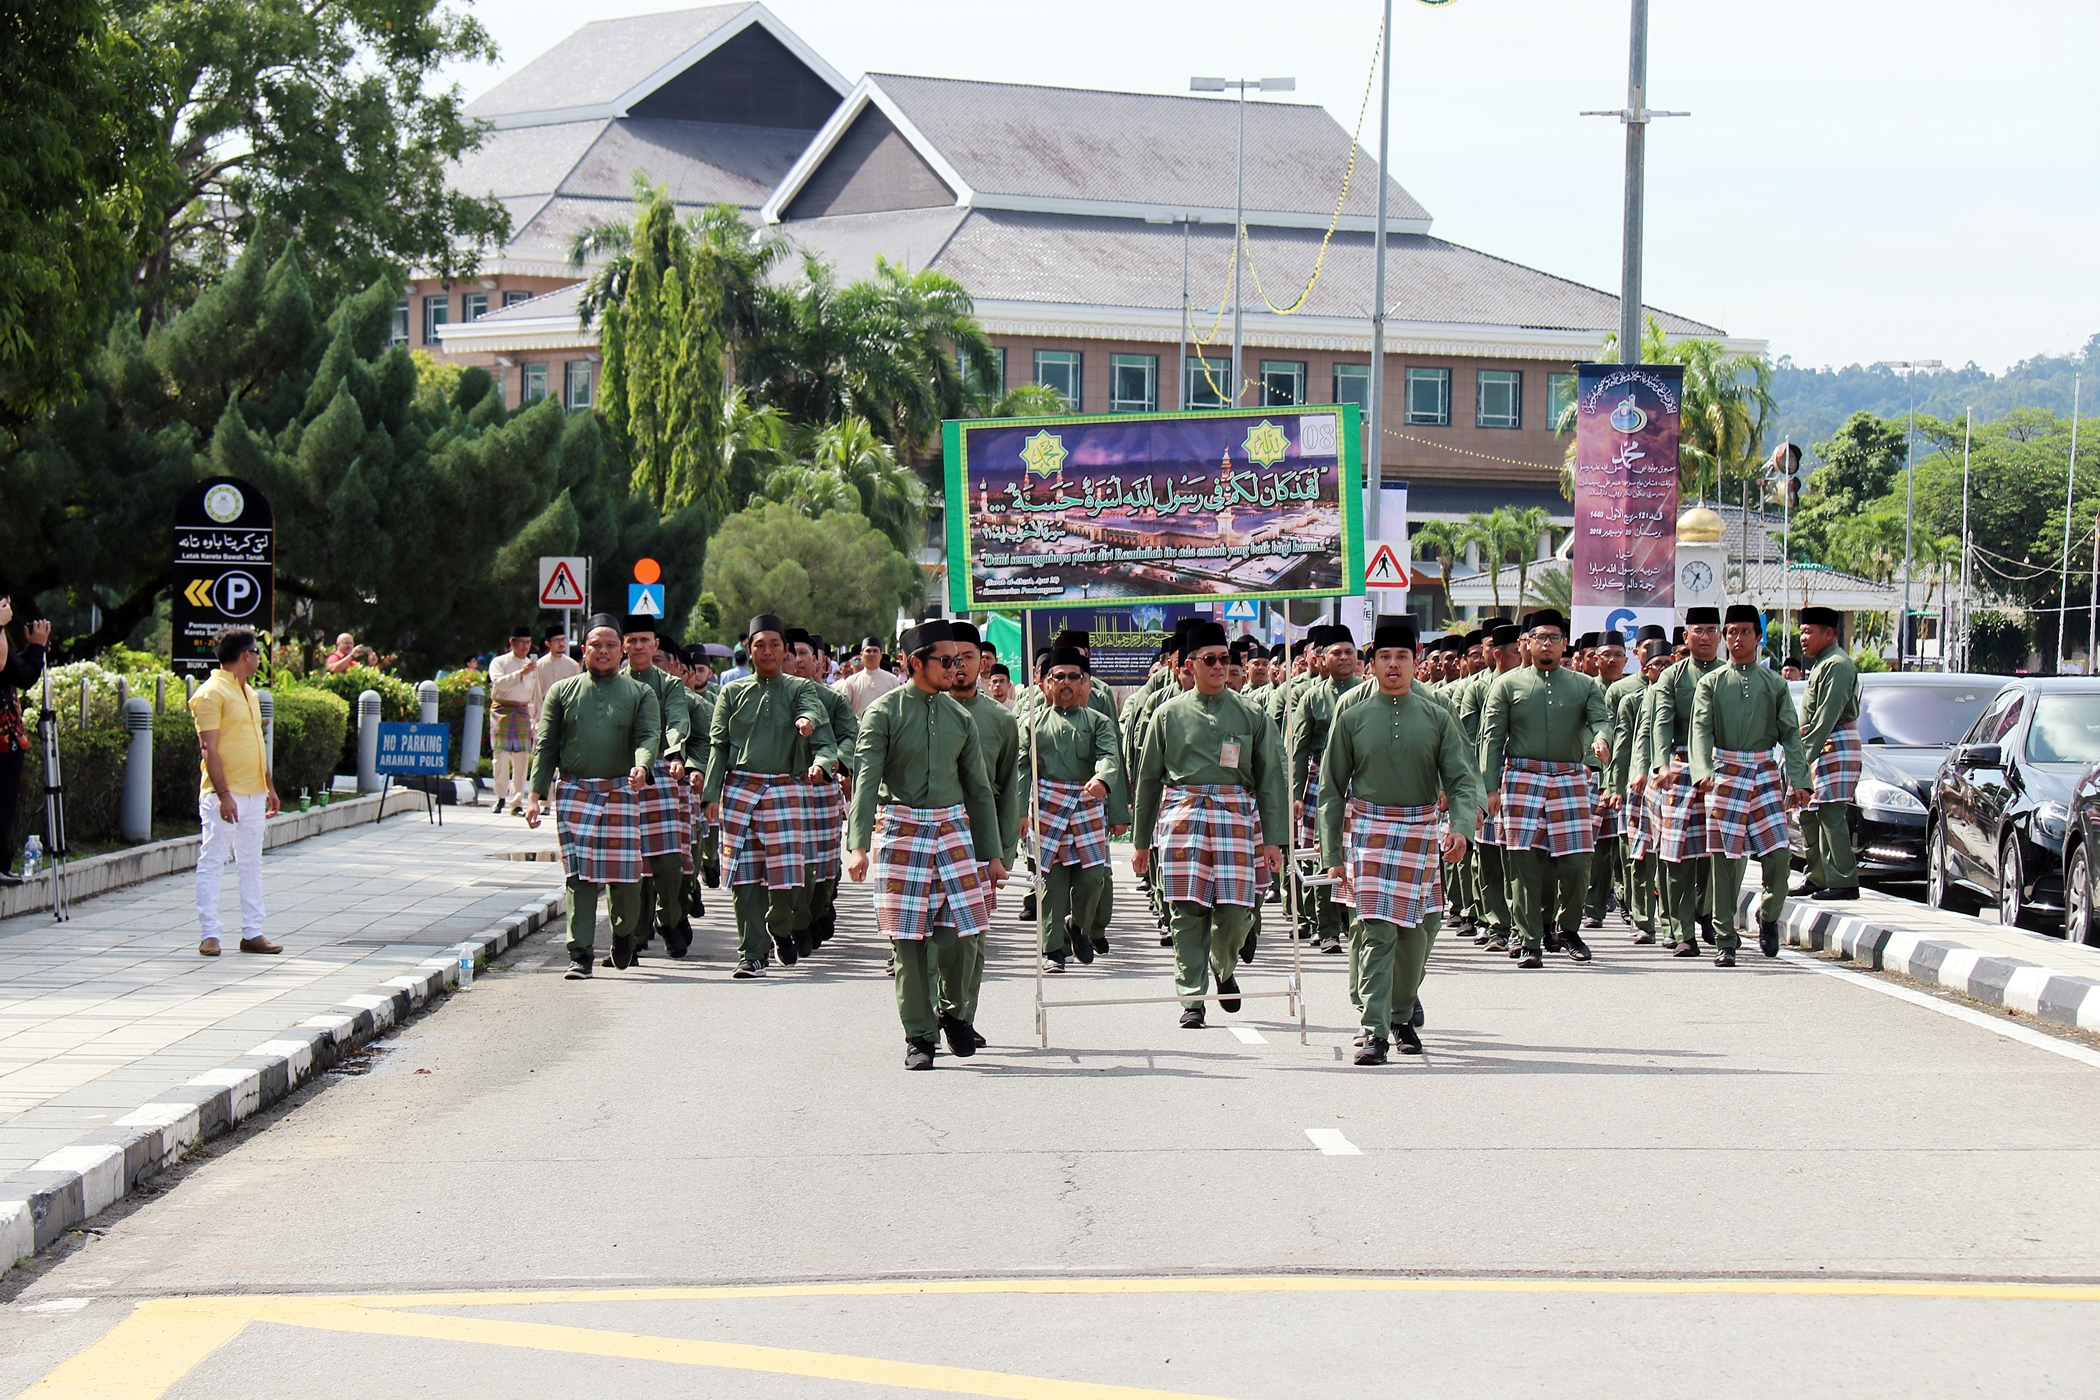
[2050,761,2100,945]
[1786,674,2002,884]
[1927,678,2100,929]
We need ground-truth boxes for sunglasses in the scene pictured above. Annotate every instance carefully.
[926,654,967,668]
[1189,652,1229,667]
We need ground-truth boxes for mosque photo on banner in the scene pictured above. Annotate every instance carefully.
[943,405,1365,611]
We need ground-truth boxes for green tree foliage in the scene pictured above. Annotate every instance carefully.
[1967,611,2032,675]
[0,0,168,433]
[702,504,922,649]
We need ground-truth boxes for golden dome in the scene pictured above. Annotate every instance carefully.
[1677,507,1725,543]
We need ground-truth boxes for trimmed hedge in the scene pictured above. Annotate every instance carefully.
[271,687,349,797]
[11,727,128,852]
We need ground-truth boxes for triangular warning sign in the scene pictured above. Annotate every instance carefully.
[1365,543,1409,588]
[540,561,586,607]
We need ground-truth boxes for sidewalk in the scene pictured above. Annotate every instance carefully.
[1,803,563,1265]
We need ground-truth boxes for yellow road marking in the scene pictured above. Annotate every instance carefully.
[18,1298,259,1400]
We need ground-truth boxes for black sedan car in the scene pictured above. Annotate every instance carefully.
[1928,678,2100,930]
[1786,673,2000,884]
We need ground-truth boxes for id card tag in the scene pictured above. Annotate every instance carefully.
[1220,739,1243,769]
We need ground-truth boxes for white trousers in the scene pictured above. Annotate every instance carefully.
[493,750,531,804]
[196,791,267,939]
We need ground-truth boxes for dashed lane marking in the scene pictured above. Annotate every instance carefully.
[1228,1027,1266,1045]
[1304,1128,1362,1155]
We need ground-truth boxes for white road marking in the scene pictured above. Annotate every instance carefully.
[1305,1128,1362,1155]
[1779,950,2100,1071]
[19,1298,90,1313]
[1229,1027,1267,1045]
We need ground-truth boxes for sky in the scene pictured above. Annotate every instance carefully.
[441,0,2099,376]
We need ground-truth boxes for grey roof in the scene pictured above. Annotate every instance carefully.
[782,208,1725,337]
[868,73,1430,225]
[465,5,752,120]
[468,282,587,325]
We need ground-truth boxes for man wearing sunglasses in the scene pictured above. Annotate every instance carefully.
[1480,610,1611,968]
[191,628,283,957]
[1132,621,1288,1030]
[847,620,1006,1070]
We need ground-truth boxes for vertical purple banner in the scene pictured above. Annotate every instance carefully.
[1571,364,1682,638]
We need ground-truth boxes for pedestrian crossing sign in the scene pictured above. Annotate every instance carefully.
[538,556,587,608]
[628,582,664,616]
[1365,542,1409,589]
[1224,600,1258,621]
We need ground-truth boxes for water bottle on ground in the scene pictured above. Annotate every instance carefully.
[456,946,475,988]
[22,835,42,877]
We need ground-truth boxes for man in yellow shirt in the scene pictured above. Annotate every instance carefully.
[190,629,282,956]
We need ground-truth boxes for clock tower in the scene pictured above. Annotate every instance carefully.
[1675,506,1729,619]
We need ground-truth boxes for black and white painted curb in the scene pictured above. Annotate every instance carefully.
[0,892,564,1270]
[1735,889,2100,1031]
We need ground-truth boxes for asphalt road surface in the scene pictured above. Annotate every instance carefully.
[7,862,2098,1398]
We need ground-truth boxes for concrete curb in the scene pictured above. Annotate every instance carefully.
[0,789,429,921]
[1735,889,2100,1032]
[0,890,565,1271]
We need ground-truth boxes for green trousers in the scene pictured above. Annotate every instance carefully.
[563,875,645,962]
[1710,851,1790,945]
[1630,851,1659,934]
[636,852,685,933]
[892,928,972,1039]
[1586,836,1623,920]
[1090,874,1115,938]
[1474,843,1512,937]
[938,928,985,1025]
[1505,848,1590,949]
[1356,917,1436,1039]
[1171,901,1252,1009]
[1446,854,1475,924]
[1039,861,1111,953]
[732,883,798,963]
[1805,803,1858,891]
[1660,857,1712,945]
[793,876,839,935]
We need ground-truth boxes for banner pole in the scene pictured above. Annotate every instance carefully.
[1027,610,1047,1046]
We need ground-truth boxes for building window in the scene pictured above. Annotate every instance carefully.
[1547,372,1577,430]
[1405,367,1450,425]
[421,294,448,346]
[1476,369,1523,429]
[563,360,594,411]
[964,346,1006,402]
[1185,356,1231,409]
[461,292,488,322]
[1332,363,1369,408]
[1109,354,1157,413]
[521,363,548,404]
[1034,350,1081,410]
[1260,361,1306,407]
[389,300,410,347]
[502,290,532,309]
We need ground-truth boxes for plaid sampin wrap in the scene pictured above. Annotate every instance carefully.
[1654,753,1711,865]
[1035,777,1110,869]
[552,778,642,885]
[1497,757,1594,857]
[1704,747,1791,859]
[637,763,692,873]
[1813,723,1863,805]
[1341,800,1442,928]
[801,775,845,881]
[718,770,816,891]
[1157,783,1263,908]
[1590,770,1620,842]
[1629,776,1661,861]
[873,802,990,940]
[491,700,534,753]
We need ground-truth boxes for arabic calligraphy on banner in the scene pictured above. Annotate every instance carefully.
[942,406,1363,611]
[1571,364,1682,635]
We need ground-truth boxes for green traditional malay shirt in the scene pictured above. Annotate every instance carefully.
[1649,656,1726,775]
[622,662,691,764]
[1479,664,1611,789]
[952,690,1021,864]
[1131,687,1290,851]
[1289,674,1351,803]
[796,681,858,778]
[1632,683,1663,788]
[846,683,1002,859]
[1607,675,1649,797]
[1017,701,1128,825]
[1690,661,1812,790]
[701,671,837,802]
[528,670,662,796]
[1800,646,1862,760]
[1087,676,1120,721]
[1315,685,1481,869]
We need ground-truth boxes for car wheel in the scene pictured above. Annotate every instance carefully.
[1929,821,1979,913]
[2067,842,2094,947]
[1998,836,2047,932]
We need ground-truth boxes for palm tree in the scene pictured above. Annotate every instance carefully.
[1527,560,1572,614]
[1457,511,1507,615]
[806,415,927,560]
[1410,519,1463,620]
[1508,506,1554,614]
[1595,315,1776,503]
[976,382,1069,419]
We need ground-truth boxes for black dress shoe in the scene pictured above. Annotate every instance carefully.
[1179,1006,1206,1029]
[1484,932,1508,952]
[1698,918,1717,947]
[1353,1037,1389,1065]
[1239,929,1257,964]
[702,859,720,889]
[1159,932,1174,947]
[1411,998,1425,1028]
[938,1013,978,1058]
[773,932,799,966]
[1473,928,1495,945]
[1394,1023,1423,1054]
[1671,940,1700,958]
[1068,918,1095,964]
[1810,886,1859,901]
[1562,932,1593,963]
[1759,921,1781,958]
[1019,891,1037,921]
[1543,932,1564,953]
[1093,935,1110,954]
[905,1037,936,1070]
[1217,976,1242,1013]
[609,936,636,970]
[665,919,693,959]
[793,933,813,957]
[1581,915,1603,930]
[1714,948,1737,967]
[1517,947,1544,968]
[1788,880,1820,896]
[970,1024,986,1048]
[1631,930,1657,945]
[0,870,22,887]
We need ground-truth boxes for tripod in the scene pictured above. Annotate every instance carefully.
[38,672,69,922]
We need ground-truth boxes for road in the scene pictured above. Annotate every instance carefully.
[6,856,2099,1398]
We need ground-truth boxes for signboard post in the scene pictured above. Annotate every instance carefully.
[172,477,273,680]
[538,555,588,644]
[943,405,1363,613]
[627,557,664,619]
[1571,365,1683,638]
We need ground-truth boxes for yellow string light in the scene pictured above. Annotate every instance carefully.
[1385,427,1563,474]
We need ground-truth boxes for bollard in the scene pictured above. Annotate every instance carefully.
[79,679,90,729]
[185,676,197,705]
[459,685,484,782]
[155,673,167,715]
[418,679,439,725]
[120,697,153,843]
[116,677,128,710]
[356,690,381,793]
[258,689,274,773]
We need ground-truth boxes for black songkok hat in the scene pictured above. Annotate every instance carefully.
[1599,630,1626,647]
[1490,623,1522,647]
[1785,654,1807,669]
[948,620,981,647]
[1671,625,1687,644]
[1326,622,1355,647]
[1269,644,1285,660]
[1635,623,1669,643]
[782,626,811,650]
[1371,620,1419,654]
[1526,609,1568,636]
[1575,631,1599,650]
[859,635,884,650]
[509,625,533,640]
[1724,604,1762,628]
[1185,620,1230,653]
[543,624,568,641]
[900,619,955,653]
[1801,606,1842,629]
[1051,628,1091,649]
[1047,645,1090,672]
[1642,639,1672,661]
[1683,607,1721,626]
[681,644,709,666]
[583,612,622,638]
[1463,630,1485,647]
[655,631,681,653]
[621,614,661,636]
[747,614,787,641]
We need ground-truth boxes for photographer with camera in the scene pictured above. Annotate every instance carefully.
[0,592,51,885]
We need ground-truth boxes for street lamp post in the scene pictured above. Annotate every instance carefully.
[1583,0,1688,364]
[1875,358,1941,670]
[1191,75,1295,408]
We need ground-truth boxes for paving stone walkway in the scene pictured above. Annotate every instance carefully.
[0,803,558,1173]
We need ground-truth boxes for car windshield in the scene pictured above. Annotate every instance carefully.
[1858,685,1998,746]
[2025,694,2100,764]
